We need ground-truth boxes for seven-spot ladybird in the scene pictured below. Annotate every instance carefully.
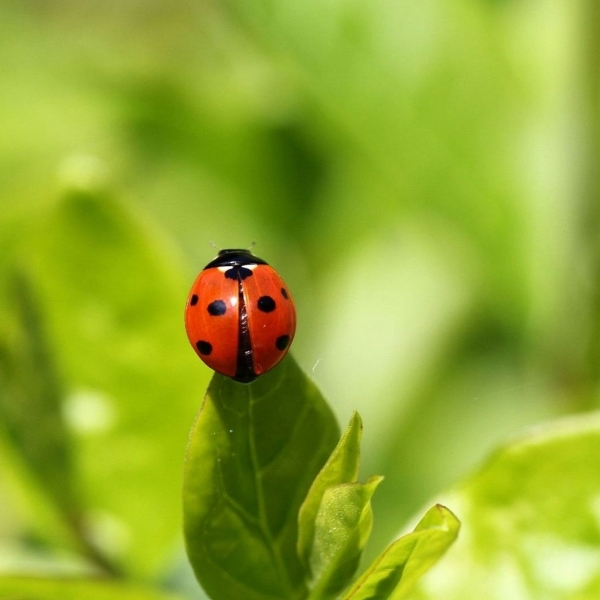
[184,249,297,383]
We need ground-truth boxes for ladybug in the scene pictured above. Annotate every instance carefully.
[184,249,297,383]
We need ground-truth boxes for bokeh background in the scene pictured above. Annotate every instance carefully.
[1,0,599,597]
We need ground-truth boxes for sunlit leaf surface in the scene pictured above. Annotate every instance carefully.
[412,413,600,600]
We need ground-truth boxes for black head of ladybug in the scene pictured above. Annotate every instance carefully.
[203,249,268,270]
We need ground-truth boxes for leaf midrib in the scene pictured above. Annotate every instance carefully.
[248,385,297,599]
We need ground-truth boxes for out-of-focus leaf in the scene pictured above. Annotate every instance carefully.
[341,504,459,600]
[0,269,90,568]
[298,411,362,570]
[8,186,211,575]
[309,476,382,600]
[183,355,340,600]
[411,412,600,600]
[0,576,184,600]
[0,212,83,554]
[0,272,76,516]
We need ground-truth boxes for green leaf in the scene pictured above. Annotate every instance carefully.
[298,411,363,570]
[411,412,600,600]
[0,271,76,516]
[0,576,184,600]
[5,187,210,575]
[341,504,460,600]
[183,355,340,600]
[0,269,88,565]
[308,476,383,600]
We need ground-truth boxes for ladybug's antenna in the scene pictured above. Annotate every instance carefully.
[208,241,220,251]
[247,241,256,251]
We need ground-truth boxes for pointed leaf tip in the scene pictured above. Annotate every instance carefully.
[341,504,460,600]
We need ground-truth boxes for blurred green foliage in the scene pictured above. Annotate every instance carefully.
[0,576,184,600]
[0,0,599,597]
[413,413,600,600]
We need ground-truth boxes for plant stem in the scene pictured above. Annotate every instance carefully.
[67,513,125,578]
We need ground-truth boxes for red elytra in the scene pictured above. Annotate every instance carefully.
[184,249,296,383]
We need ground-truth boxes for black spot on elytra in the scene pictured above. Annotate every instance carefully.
[207,300,227,316]
[190,294,199,306]
[225,266,253,280]
[276,335,290,351]
[258,296,276,312]
[196,340,213,355]
[281,288,289,299]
